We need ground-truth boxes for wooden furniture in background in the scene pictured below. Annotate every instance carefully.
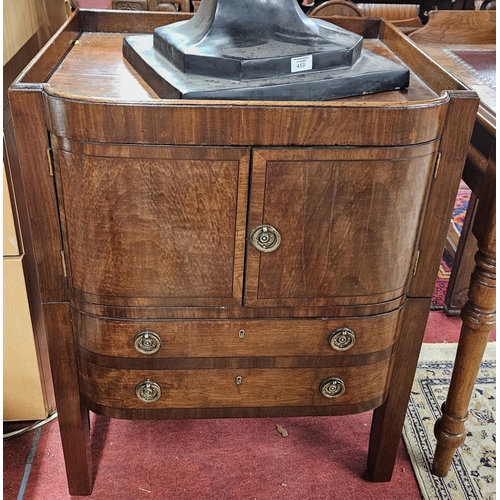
[480,0,495,9]
[3,166,54,421]
[308,0,364,16]
[112,0,147,8]
[2,0,67,421]
[112,0,190,10]
[308,0,422,32]
[409,9,496,477]
[409,10,495,318]
[356,3,422,28]
[9,10,478,495]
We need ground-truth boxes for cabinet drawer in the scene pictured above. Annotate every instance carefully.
[78,356,393,410]
[73,309,402,360]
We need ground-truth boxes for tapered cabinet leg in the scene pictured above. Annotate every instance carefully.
[43,302,93,495]
[367,298,431,481]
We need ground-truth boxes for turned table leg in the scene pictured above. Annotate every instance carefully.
[433,246,496,475]
[433,154,496,477]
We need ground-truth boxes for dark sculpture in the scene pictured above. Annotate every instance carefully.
[123,0,409,100]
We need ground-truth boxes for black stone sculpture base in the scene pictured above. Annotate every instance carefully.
[124,35,409,100]
[123,0,409,101]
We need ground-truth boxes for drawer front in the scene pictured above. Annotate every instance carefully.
[73,308,401,359]
[78,357,393,409]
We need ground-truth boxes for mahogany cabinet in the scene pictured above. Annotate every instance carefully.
[9,9,479,495]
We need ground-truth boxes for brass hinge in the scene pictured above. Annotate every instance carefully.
[412,249,421,275]
[433,152,441,179]
[47,147,54,176]
[60,250,67,278]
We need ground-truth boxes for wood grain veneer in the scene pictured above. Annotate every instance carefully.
[81,394,388,420]
[245,145,437,307]
[8,10,480,495]
[55,143,249,307]
[71,296,406,319]
[72,308,402,359]
[78,358,393,409]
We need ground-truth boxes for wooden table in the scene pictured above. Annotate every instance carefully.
[409,10,496,477]
[9,10,479,495]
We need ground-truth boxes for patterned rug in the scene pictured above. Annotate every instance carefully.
[431,181,472,309]
[403,343,496,500]
[431,249,454,310]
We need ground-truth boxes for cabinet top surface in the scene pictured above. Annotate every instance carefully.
[45,32,437,104]
[10,10,472,107]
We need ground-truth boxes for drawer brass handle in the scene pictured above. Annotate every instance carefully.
[135,380,162,403]
[320,377,346,399]
[250,224,281,252]
[328,328,355,351]
[134,331,161,355]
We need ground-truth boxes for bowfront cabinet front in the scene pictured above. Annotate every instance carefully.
[54,138,427,418]
[54,140,437,311]
[9,10,479,496]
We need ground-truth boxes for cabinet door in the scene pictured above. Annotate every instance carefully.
[245,146,438,307]
[54,142,249,307]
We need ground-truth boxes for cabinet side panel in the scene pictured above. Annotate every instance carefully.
[410,92,480,297]
[9,89,65,302]
[4,100,56,419]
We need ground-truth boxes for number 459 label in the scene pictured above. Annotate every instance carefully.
[291,55,313,73]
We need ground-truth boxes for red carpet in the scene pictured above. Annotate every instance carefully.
[16,412,420,500]
[4,426,35,499]
[424,311,495,343]
[431,249,454,310]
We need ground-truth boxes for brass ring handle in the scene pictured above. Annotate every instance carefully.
[328,328,355,351]
[320,377,346,398]
[135,380,162,403]
[250,224,281,252]
[134,331,162,355]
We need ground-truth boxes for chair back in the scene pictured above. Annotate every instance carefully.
[307,0,363,17]
[356,3,421,25]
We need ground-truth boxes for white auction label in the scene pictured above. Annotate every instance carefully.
[291,55,313,73]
